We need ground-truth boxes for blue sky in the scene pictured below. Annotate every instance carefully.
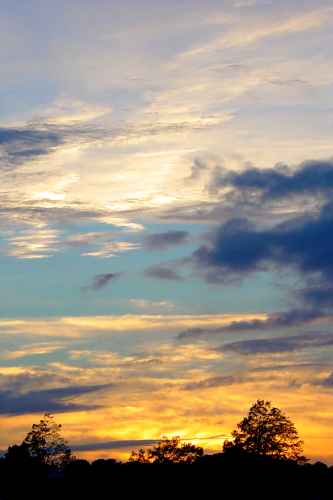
[1,0,333,462]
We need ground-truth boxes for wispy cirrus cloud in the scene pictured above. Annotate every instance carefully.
[82,241,140,258]
[0,313,266,338]
[5,228,61,259]
[181,5,333,58]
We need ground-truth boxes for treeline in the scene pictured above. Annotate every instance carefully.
[0,401,332,499]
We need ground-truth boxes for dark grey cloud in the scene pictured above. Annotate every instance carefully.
[0,113,222,171]
[252,362,324,373]
[191,201,333,285]
[0,371,68,393]
[173,158,333,340]
[144,230,189,250]
[72,434,229,452]
[0,383,112,415]
[177,309,322,341]
[221,332,333,355]
[72,439,160,452]
[90,273,122,290]
[0,123,107,168]
[157,197,302,227]
[0,126,63,166]
[319,372,333,387]
[144,264,183,281]
[183,374,246,391]
[187,157,208,181]
[210,159,333,201]
[301,285,333,309]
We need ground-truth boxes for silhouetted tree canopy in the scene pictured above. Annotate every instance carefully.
[223,399,306,462]
[2,409,333,500]
[129,436,203,464]
[22,413,72,467]
[5,443,32,467]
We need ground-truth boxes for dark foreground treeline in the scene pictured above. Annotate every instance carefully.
[2,402,333,499]
[1,451,333,500]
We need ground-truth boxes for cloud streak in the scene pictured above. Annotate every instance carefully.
[191,201,333,286]
[177,309,323,341]
[211,159,333,201]
[183,374,247,390]
[89,273,122,291]
[222,332,333,355]
[72,439,160,452]
[144,230,189,250]
[0,383,112,415]
[144,264,184,281]
[0,126,63,167]
[0,121,108,169]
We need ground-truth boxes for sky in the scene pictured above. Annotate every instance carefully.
[1,0,333,463]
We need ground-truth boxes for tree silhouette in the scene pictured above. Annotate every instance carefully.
[129,436,203,464]
[22,413,72,467]
[223,400,306,462]
[5,443,32,467]
[129,447,151,464]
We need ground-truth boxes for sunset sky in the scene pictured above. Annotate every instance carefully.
[1,0,333,463]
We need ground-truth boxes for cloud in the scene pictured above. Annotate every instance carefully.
[6,228,60,259]
[319,372,333,388]
[144,264,184,281]
[222,332,333,355]
[191,201,333,285]
[89,273,122,291]
[301,285,333,309]
[0,383,112,415]
[187,157,208,181]
[183,374,246,390]
[129,299,176,312]
[210,159,333,201]
[233,0,258,7]
[65,231,116,248]
[183,5,333,57]
[82,241,140,258]
[0,313,265,339]
[143,230,189,250]
[177,309,323,341]
[0,127,64,167]
[110,115,229,146]
[72,439,160,452]
[0,121,108,169]
[65,231,141,259]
